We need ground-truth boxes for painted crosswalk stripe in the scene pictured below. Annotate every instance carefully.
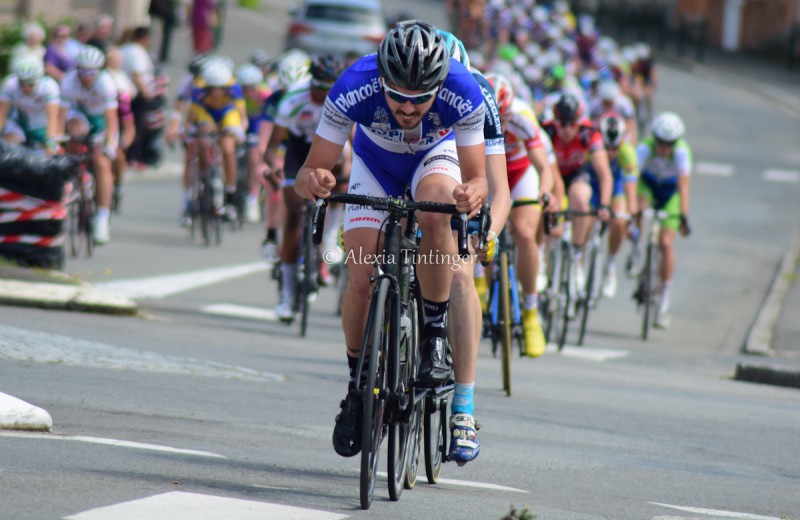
[696,162,734,177]
[649,502,781,520]
[376,472,527,493]
[64,491,349,520]
[546,344,629,361]
[202,303,278,322]
[762,169,800,183]
[0,431,225,458]
[97,262,270,299]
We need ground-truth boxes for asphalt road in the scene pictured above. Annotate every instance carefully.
[1,2,800,519]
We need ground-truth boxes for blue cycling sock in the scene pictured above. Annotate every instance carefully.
[451,382,475,415]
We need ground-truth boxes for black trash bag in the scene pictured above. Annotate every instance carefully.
[0,244,64,270]
[0,141,80,202]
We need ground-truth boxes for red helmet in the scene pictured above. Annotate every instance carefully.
[484,72,514,117]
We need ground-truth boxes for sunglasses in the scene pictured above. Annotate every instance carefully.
[655,138,677,147]
[555,120,578,129]
[19,80,37,87]
[381,78,439,105]
[77,68,99,77]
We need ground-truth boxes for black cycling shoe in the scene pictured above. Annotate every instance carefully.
[418,336,453,385]
[332,393,362,457]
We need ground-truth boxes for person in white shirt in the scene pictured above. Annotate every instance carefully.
[120,26,156,168]
[11,22,46,67]
[60,46,119,245]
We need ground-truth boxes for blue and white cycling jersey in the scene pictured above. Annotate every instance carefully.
[471,69,504,156]
[316,54,486,196]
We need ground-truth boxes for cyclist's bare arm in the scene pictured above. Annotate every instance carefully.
[528,145,554,198]
[454,143,488,216]
[237,101,248,134]
[46,102,60,143]
[486,153,510,235]
[264,124,287,175]
[104,107,119,150]
[678,175,690,216]
[0,100,10,132]
[295,134,343,200]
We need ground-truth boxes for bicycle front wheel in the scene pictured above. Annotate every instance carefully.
[577,244,599,346]
[499,251,512,396]
[360,279,389,510]
[557,245,572,351]
[423,394,445,484]
[641,242,654,341]
[300,211,316,337]
[403,285,424,490]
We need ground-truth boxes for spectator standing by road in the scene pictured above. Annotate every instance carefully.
[190,0,217,54]
[120,27,156,169]
[149,0,179,63]
[44,25,75,83]
[11,22,46,66]
[87,15,115,53]
[64,23,92,61]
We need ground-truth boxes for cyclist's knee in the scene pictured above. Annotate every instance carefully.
[417,211,452,242]
[450,266,475,300]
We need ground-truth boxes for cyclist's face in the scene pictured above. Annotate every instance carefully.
[606,146,619,159]
[655,138,675,158]
[77,68,99,88]
[242,85,259,99]
[555,120,579,142]
[382,79,438,129]
[19,81,36,95]
[206,86,226,100]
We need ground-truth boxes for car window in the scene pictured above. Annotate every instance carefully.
[305,4,381,24]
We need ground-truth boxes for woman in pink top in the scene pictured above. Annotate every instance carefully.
[190,0,217,53]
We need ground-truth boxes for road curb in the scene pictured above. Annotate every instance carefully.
[745,227,800,356]
[734,363,800,390]
[0,392,53,431]
[0,279,138,316]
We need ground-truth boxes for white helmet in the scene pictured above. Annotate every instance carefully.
[209,55,235,72]
[651,111,685,142]
[202,62,233,87]
[277,50,311,90]
[14,56,44,82]
[236,64,263,87]
[598,80,619,101]
[76,45,105,69]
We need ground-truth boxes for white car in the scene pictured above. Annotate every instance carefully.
[285,0,387,57]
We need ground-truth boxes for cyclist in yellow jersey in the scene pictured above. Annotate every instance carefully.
[588,114,638,298]
[186,59,247,219]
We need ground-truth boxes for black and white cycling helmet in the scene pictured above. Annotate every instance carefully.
[188,53,210,76]
[309,54,345,84]
[250,49,272,69]
[77,45,105,69]
[14,56,44,82]
[236,64,263,87]
[378,20,449,91]
[202,61,232,87]
[598,114,626,149]
[651,111,685,142]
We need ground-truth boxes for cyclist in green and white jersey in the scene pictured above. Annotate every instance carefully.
[60,46,120,245]
[637,111,692,328]
[0,57,60,154]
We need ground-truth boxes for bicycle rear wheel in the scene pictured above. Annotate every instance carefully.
[499,251,512,396]
[82,187,95,258]
[360,279,389,510]
[641,242,654,340]
[67,195,80,258]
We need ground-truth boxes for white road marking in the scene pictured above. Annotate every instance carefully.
[0,392,52,431]
[376,471,527,493]
[64,491,349,520]
[96,262,270,299]
[649,502,781,520]
[695,161,734,177]
[546,344,630,361]
[0,325,283,382]
[202,303,278,322]
[762,169,800,183]
[0,431,225,458]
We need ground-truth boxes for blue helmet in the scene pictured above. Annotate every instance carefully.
[436,29,470,69]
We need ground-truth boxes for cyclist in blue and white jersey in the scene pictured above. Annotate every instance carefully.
[60,46,119,245]
[295,21,488,465]
[0,56,60,154]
